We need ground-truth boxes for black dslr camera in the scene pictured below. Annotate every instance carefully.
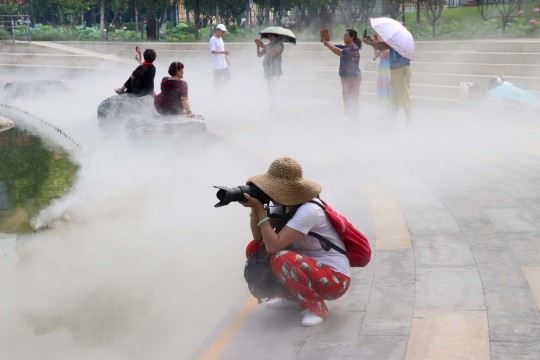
[214,183,271,208]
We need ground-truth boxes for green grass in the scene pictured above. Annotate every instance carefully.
[400,2,540,39]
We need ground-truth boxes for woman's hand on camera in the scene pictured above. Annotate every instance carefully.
[242,193,263,210]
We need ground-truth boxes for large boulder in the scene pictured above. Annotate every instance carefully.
[97,94,206,133]
[97,94,156,127]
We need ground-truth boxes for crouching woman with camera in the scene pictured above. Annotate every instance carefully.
[241,157,351,327]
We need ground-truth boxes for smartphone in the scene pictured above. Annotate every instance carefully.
[363,29,367,38]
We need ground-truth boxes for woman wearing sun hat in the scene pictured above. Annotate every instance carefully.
[242,157,351,327]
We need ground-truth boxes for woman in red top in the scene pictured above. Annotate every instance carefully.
[154,61,194,117]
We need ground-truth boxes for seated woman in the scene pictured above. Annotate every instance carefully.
[154,61,194,117]
[115,48,156,96]
[241,157,351,327]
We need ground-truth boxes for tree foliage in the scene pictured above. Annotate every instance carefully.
[0,0,24,15]
[420,0,446,35]
[475,0,520,31]
[339,0,377,28]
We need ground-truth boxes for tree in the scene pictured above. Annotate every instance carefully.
[289,0,338,31]
[0,0,24,15]
[384,0,404,20]
[475,0,519,32]
[419,0,445,36]
[184,0,218,39]
[475,0,497,21]
[217,0,246,25]
[138,0,170,39]
[339,0,377,28]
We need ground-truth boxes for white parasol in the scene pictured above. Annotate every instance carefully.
[370,17,415,60]
[259,26,297,44]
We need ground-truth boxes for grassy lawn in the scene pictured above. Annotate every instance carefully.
[402,1,540,39]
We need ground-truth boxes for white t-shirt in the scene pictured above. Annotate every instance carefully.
[209,35,228,70]
[271,201,351,277]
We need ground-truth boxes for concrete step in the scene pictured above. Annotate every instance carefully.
[57,39,540,53]
[281,77,463,99]
[0,53,125,68]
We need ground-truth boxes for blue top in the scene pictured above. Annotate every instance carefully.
[336,44,361,77]
[389,48,410,70]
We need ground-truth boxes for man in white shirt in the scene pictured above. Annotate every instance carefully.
[209,24,230,87]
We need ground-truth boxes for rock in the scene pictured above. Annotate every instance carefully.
[97,94,157,127]
[0,116,14,133]
[3,80,68,98]
[132,114,206,136]
[97,94,206,134]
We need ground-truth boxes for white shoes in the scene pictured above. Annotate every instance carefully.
[265,299,325,326]
[300,309,324,327]
[265,297,300,309]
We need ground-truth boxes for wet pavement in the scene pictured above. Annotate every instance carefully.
[1,40,540,360]
[197,112,540,360]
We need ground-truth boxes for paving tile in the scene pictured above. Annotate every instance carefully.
[440,197,498,234]
[353,335,409,360]
[482,208,540,232]
[483,286,540,343]
[306,312,365,345]
[331,278,371,313]
[490,341,540,360]
[218,309,310,360]
[504,232,540,266]
[360,183,412,249]
[372,249,415,286]
[466,232,509,250]
[412,232,476,267]
[494,179,540,201]
[359,284,414,336]
[402,208,462,234]
[219,340,302,360]
[522,266,540,313]
[465,186,521,208]
[472,248,530,287]
[295,343,356,360]
[415,266,485,311]
[405,311,489,360]
[523,198,540,218]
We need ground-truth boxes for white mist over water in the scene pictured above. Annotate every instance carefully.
[0,48,537,359]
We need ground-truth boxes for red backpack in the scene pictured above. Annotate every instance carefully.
[308,199,371,267]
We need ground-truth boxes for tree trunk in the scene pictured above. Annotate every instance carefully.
[100,0,105,40]
[416,0,421,24]
[135,8,139,32]
[265,0,271,25]
[194,0,200,40]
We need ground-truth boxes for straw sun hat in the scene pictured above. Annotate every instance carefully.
[248,157,322,205]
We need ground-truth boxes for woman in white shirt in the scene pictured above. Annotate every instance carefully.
[242,157,351,327]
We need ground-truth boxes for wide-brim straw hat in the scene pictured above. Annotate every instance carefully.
[248,157,322,205]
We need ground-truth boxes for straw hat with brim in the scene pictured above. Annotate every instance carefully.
[248,157,322,205]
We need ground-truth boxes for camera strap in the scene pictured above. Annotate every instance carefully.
[267,205,299,234]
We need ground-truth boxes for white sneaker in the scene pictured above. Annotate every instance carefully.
[265,298,299,310]
[300,309,324,327]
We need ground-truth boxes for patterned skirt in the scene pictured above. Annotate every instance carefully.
[377,58,391,106]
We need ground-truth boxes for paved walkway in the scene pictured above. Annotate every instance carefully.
[196,107,540,360]
[2,41,540,360]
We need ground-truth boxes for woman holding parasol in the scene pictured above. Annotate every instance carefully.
[363,18,414,123]
[255,27,296,109]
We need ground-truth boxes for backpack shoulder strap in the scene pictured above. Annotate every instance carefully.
[307,199,346,255]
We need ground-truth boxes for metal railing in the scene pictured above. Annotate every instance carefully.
[0,15,31,42]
